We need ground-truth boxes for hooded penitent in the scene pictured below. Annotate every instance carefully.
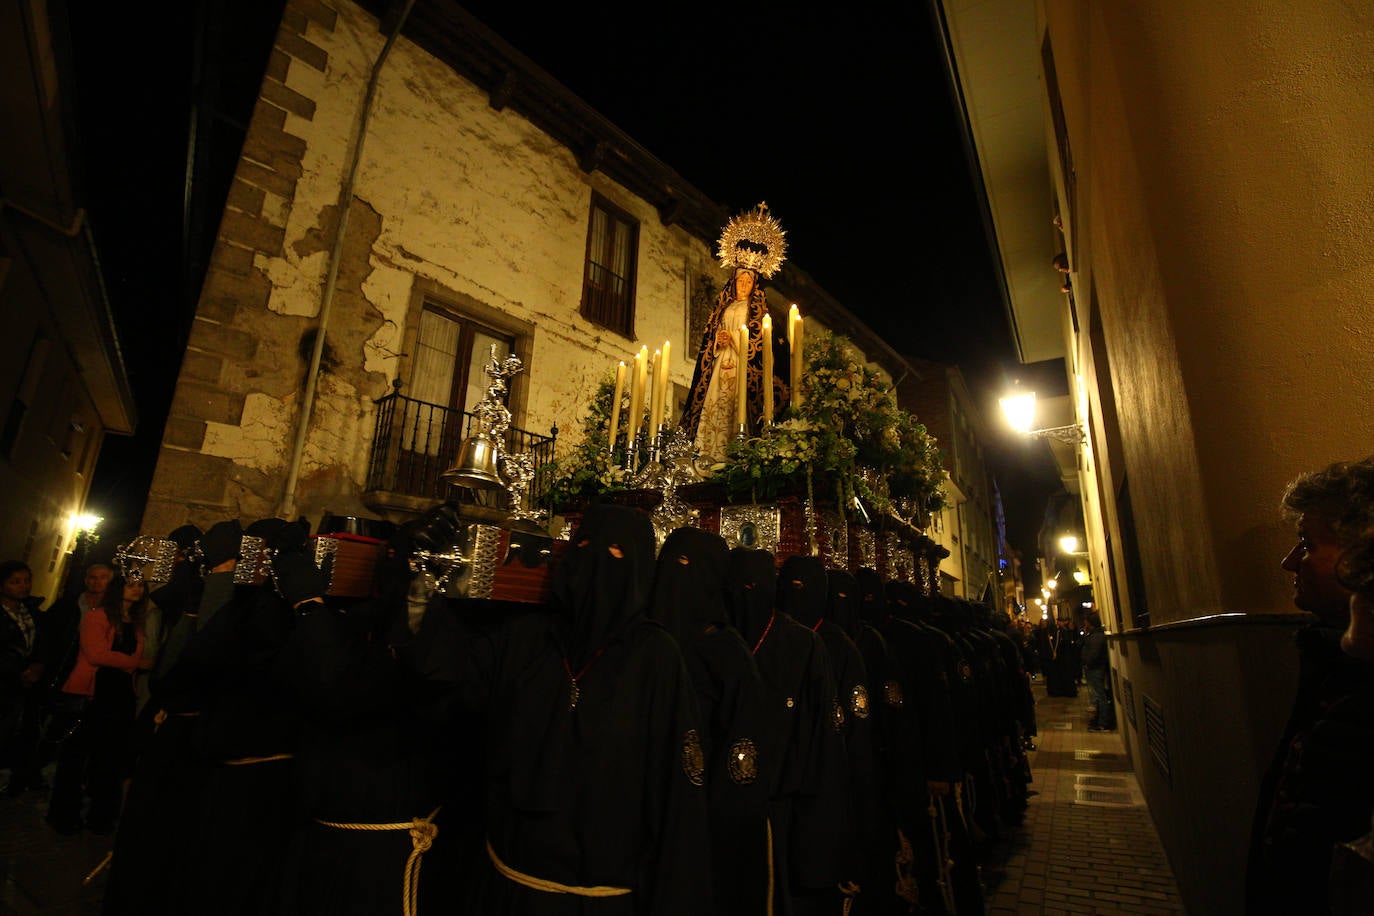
[649,526,732,642]
[826,570,863,645]
[727,548,779,650]
[855,568,887,627]
[553,503,657,669]
[458,503,713,914]
[651,527,773,916]
[775,555,828,630]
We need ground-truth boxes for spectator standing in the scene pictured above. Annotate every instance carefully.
[1,560,47,796]
[47,574,152,834]
[1247,456,1374,914]
[44,564,114,680]
[1081,613,1115,731]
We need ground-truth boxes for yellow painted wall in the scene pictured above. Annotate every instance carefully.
[1042,2,1374,910]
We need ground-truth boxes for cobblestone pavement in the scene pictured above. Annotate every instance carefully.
[981,681,1187,915]
[0,764,107,915]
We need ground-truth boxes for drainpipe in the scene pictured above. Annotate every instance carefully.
[278,0,416,519]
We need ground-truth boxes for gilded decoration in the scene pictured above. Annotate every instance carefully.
[719,504,781,553]
[831,699,846,732]
[855,528,877,569]
[884,679,904,707]
[682,730,706,787]
[727,738,759,785]
[851,684,870,720]
[822,510,849,571]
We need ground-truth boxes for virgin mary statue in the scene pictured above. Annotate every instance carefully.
[680,203,792,463]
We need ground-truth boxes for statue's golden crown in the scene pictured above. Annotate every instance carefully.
[716,202,787,279]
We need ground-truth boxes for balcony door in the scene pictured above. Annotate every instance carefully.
[400,307,514,489]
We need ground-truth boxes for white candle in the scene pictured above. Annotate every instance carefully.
[609,361,625,448]
[629,346,647,442]
[761,314,774,425]
[658,340,671,431]
[791,314,805,412]
[649,348,663,432]
[736,324,749,430]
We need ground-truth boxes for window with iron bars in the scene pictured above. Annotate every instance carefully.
[580,194,638,337]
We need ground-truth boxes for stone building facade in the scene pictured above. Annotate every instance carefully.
[144,0,911,534]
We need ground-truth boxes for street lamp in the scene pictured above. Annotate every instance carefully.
[998,388,1085,444]
[1058,534,1079,555]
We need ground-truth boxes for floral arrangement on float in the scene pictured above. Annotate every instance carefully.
[545,328,947,525]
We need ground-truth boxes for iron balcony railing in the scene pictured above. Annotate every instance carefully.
[366,390,557,508]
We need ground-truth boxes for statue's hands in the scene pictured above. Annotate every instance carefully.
[715,327,736,351]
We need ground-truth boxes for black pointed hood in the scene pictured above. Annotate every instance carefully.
[775,555,827,629]
[827,569,862,641]
[552,504,656,667]
[649,526,730,642]
[855,567,887,625]
[887,580,922,622]
[726,547,777,648]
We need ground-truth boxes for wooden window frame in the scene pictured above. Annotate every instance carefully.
[579,193,639,338]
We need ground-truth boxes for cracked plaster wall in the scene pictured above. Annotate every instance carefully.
[145,0,718,534]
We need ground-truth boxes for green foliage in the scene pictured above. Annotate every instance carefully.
[544,373,638,512]
[544,330,949,519]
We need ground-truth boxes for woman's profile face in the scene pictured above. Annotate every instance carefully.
[122,579,147,604]
[734,270,756,301]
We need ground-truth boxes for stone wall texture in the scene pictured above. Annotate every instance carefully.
[144,0,728,534]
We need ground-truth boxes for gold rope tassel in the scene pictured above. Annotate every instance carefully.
[82,851,113,886]
[316,807,440,916]
[223,753,295,766]
[765,818,775,916]
[486,839,631,897]
[894,828,919,911]
[838,880,861,916]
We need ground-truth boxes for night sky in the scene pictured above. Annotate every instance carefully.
[65,1,1063,570]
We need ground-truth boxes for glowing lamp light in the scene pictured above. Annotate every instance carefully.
[999,391,1037,434]
[70,513,102,534]
[1073,570,1090,586]
[1046,579,1058,591]
[1059,535,1079,555]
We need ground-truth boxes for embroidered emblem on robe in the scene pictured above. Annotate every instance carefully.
[682,729,706,787]
[727,738,758,785]
[851,684,871,719]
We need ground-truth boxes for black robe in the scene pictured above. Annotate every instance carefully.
[103,569,231,916]
[649,527,773,916]
[414,504,712,915]
[168,580,302,916]
[277,596,466,916]
[729,548,843,914]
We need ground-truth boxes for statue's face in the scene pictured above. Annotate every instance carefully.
[735,270,756,300]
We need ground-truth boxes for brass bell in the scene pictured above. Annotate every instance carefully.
[442,433,504,489]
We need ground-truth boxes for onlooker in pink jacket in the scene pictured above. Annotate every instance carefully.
[46,575,152,834]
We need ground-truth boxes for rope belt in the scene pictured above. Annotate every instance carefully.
[485,839,631,898]
[838,880,861,916]
[222,753,295,766]
[316,807,440,916]
[152,709,200,733]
